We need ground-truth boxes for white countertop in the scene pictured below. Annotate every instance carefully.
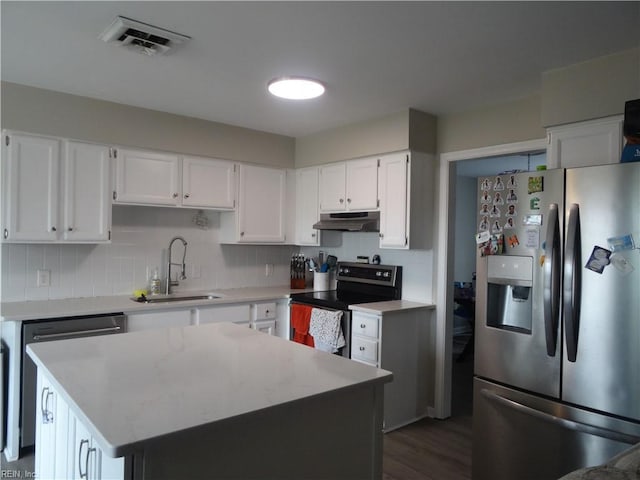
[27,322,392,457]
[1,287,433,322]
[349,300,435,314]
[0,286,314,322]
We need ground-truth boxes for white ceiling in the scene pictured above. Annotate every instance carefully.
[2,1,639,138]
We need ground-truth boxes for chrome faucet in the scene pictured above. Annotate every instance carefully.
[165,236,188,295]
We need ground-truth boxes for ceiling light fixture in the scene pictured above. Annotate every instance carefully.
[267,77,325,100]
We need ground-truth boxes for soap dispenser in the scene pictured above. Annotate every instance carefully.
[150,268,161,296]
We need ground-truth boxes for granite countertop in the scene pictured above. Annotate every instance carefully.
[0,286,315,322]
[349,299,436,314]
[27,322,393,457]
[0,287,433,322]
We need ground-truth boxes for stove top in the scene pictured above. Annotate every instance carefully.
[290,262,402,310]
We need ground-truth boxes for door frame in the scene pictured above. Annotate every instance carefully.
[434,138,548,418]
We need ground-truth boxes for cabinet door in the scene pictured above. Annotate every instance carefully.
[547,116,623,168]
[114,148,180,205]
[378,153,409,249]
[3,132,59,241]
[318,163,346,212]
[237,164,286,243]
[182,156,236,209]
[295,167,320,245]
[346,157,378,211]
[197,304,251,324]
[35,371,57,480]
[63,141,111,242]
[127,309,194,332]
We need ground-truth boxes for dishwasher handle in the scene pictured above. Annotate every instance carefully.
[32,325,122,341]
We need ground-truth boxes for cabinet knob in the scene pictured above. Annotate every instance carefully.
[339,198,344,204]
[51,226,57,232]
[184,193,190,199]
[3,229,8,239]
[240,231,245,236]
[173,193,179,198]
[379,233,384,238]
[68,227,73,232]
[360,324,366,328]
[359,346,365,351]
[311,233,316,237]
[347,198,351,203]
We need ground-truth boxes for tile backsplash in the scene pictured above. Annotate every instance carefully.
[1,206,298,302]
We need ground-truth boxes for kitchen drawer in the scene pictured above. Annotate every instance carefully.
[253,302,277,320]
[351,336,378,365]
[352,314,379,339]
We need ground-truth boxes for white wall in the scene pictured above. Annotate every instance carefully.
[1,206,298,302]
[300,232,434,304]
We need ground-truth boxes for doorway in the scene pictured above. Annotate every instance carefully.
[433,138,548,420]
[450,151,546,416]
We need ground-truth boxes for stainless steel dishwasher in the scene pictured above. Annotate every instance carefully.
[21,313,126,448]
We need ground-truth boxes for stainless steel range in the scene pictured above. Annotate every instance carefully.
[289,262,402,358]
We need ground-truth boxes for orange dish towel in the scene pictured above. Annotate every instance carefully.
[290,304,315,347]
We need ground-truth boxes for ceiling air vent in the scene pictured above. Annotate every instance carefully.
[99,16,190,56]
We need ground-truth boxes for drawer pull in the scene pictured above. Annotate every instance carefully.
[359,346,365,351]
[360,323,366,328]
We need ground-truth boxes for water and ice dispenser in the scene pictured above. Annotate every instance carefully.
[486,256,533,333]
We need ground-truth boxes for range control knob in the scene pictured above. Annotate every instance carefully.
[383,271,391,278]
[376,271,382,277]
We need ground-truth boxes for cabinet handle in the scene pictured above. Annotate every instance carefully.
[3,228,8,239]
[78,439,89,479]
[41,387,53,424]
[51,226,57,232]
[360,324,366,328]
[359,346,365,351]
[184,193,190,199]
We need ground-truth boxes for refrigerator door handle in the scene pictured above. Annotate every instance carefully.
[543,203,561,356]
[480,388,640,444]
[564,203,582,362]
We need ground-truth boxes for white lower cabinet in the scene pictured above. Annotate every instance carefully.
[351,308,431,431]
[197,304,251,325]
[35,369,124,480]
[126,309,194,332]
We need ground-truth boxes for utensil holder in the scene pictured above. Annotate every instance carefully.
[313,272,330,291]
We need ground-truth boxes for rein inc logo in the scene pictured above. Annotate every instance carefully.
[0,469,36,478]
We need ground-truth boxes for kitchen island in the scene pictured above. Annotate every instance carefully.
[27,322,393,480]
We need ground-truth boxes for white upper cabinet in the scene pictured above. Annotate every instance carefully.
[547,115,623,168]
[2,132,111,243]
[63,141,111,242]
[378,152,409,249]
[346,157,379,211]
[378,151,435,250]
[2,132,59,241]
[319,157,379,212]
[113,148,180,206]
[221,164,287,243]
[182,155,236,209]
[113,148,237,209]
[295,167,320,245]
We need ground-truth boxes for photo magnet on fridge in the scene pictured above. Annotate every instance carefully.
[528,176,544,194]
[607,234,635,252]
[610,253,634,275]
[585,246,612,274]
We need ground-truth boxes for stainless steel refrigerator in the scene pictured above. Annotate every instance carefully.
[473,162,640,480]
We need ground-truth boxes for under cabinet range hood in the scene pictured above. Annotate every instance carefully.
[313,212,380,232]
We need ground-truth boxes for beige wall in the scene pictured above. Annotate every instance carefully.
[541,47,640,128]
[0,82,295,167]
[437,94,545,154]
[294,109,436,167]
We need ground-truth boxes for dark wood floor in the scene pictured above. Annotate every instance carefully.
[383,355,473,480]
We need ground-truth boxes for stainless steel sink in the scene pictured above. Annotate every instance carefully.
[132,294,221,304]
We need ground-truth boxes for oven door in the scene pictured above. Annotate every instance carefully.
[289,301,351,359]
